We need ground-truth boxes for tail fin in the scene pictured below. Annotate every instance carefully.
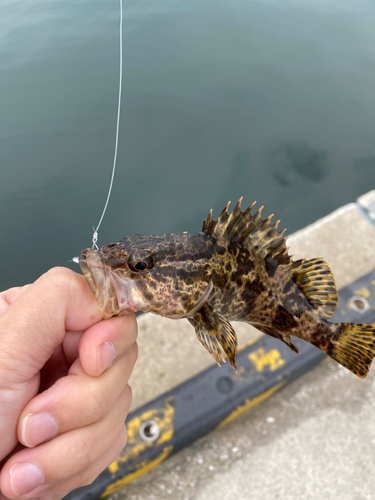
[330,323,375,378]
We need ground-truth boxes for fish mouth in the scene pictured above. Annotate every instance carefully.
[79,248,121,318]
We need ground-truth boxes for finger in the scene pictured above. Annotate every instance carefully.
[1,386,131,499]
[3,428,125,500]
[4,426,128,500]
[0,427,127,500]
[0,285,30,315]
[18,346,136,448]
[78,313,138,377]
[41,426,127,498]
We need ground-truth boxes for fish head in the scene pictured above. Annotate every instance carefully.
[79,233,214,319]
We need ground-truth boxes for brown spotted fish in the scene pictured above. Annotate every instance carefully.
[79,199,375,378]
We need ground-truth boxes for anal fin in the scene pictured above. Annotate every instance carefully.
[189,304,238,372]
[252,323,300,354]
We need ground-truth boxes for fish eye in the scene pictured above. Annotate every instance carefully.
[134,261,147,271]
[128,252,154,273]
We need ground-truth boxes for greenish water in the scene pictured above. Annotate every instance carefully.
[1,0,375,290]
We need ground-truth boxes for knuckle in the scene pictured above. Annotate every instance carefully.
[44,267,74,286]
[87,385,111,422]
[67,434,94,480]
[79,436,94,471]
[42,267,78,300]
[42,267,86,310]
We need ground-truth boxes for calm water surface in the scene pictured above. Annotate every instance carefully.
[1,0,375,289]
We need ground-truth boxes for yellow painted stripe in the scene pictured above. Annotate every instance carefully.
[238,336,262,352]
[100,446,173,498]
[217,381,285,429]
[248,347,285,372]
[354,286,371,298]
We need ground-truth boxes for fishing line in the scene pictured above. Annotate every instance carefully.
[72,0,123,265]
[92,0,123,250]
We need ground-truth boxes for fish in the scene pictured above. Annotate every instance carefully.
[78,198,375,378]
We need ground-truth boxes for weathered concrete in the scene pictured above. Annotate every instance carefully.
[112,191,375,500]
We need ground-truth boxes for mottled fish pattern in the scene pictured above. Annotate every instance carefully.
[79,199,375,378]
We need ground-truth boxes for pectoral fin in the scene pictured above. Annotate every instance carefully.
[189,304,238,372]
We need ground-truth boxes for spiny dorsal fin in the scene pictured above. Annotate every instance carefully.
[202,198,292,266]
[285,258,338,318]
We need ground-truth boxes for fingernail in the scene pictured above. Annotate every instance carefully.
[10,462,44,496]
[97,341,117,374]
[22,413,58,448]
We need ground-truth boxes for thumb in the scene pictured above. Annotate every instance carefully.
[0,267,102,461]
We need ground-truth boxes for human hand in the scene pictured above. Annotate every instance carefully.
[0,267,137,499]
